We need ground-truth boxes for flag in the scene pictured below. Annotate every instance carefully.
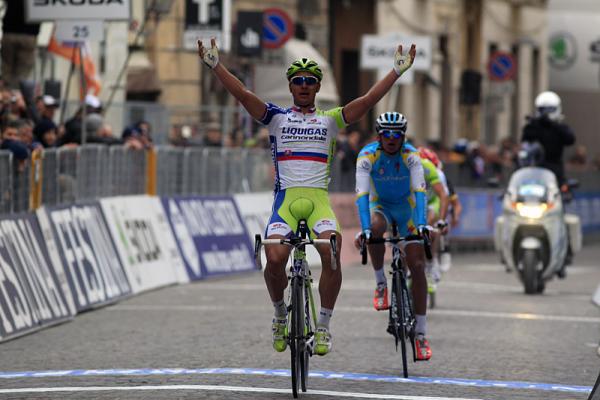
[47,35,102,96]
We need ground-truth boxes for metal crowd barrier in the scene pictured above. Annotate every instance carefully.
[0,145,277,214]
[2,145,600,215]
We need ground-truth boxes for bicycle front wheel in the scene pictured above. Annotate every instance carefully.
[394,272,409,378]
[290,276,305,398]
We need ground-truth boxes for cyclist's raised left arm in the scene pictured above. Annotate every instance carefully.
[342,44,416,124]
[198,38,266,121]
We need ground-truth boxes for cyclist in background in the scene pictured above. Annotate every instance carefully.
[418,147,449,279]
[353,112,432,361]
[198,38,416,356]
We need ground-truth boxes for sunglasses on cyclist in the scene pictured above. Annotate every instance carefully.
[290,76,319,86]
[379,130,405,139]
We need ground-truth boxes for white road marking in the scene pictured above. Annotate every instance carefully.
[109,304,600,323]
[0,384,482,399]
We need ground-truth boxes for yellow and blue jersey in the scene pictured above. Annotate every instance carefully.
[355,141,427,232]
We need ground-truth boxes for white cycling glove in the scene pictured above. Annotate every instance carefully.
[199,39,219,69]
[393,46,414,76]
[355,229,372,241]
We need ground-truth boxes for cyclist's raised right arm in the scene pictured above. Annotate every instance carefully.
[198,38,266,121]
[407,152,427,228]
[355,150,373,233]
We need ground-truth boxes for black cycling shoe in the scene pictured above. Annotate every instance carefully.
[557,264,567,279]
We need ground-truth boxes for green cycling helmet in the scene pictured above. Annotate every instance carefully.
[286,58,323,81]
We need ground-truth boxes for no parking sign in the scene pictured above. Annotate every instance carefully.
[487,51,516,81]
[263,8,294,49]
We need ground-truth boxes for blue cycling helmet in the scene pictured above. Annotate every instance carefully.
[375,112,408,133]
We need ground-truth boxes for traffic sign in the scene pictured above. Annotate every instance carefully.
[237,11,262,58]
[262,8,293,49]
[183,0,231,52]
[55,20,104,42]
[487,51,516,82]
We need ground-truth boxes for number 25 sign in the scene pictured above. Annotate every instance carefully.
[55,20,104,42]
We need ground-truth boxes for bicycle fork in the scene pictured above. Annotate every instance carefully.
[288,256,317,354]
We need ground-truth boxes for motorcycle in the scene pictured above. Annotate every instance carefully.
[494,166,581,294]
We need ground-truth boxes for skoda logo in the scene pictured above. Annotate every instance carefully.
[549,31,577,70]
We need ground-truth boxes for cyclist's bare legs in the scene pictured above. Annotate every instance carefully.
[315,230,342,309]
[368,212,387,271]
[264,236,292,303]
[405,242,427,316]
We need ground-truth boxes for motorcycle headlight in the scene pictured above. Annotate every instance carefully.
[514,202,547,219]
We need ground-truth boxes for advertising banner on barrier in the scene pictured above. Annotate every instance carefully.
[450,191,502,238]
[0,213,75,341]
[101,196,189,293]
[233,192,273,242]
[566,192,600,233]
[162,196,257,279]
[38,204,132,312]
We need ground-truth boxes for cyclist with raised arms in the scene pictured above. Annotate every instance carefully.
[353,112,432,360]
[198,38,416,356]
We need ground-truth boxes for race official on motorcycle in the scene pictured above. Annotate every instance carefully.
[521,91,575,187]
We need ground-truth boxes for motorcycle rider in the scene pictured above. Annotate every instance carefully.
[521,91,575,187]
[520,92,575,278]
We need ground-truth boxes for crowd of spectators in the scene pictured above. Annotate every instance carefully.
[0,79,154,173]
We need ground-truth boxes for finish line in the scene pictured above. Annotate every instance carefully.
[0,367,591,394]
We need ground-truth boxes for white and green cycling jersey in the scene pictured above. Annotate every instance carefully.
[259,103,347,192]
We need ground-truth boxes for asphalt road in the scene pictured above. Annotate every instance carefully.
[1,244,599,400]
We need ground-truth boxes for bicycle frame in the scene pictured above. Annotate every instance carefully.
[359,223,431,378]
[254,220,337,397]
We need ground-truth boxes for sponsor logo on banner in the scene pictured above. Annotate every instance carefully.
[162,196,256,279]
[166,199,201,278]
[0,214,74,341]
[44,204,131,311]
[101,196,188,293]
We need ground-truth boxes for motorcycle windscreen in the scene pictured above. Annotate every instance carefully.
[507,167,559,202]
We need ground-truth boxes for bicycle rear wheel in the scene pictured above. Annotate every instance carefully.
[290,277,305,398]
[300,283,311,392]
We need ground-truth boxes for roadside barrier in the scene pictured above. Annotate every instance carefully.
[1,189,599,341]
[0,194,257,342]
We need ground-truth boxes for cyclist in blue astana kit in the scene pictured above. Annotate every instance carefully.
[353,112,432,360]
[198,38,416,356]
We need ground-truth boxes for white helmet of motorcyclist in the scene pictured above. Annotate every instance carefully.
[534,91,562,121]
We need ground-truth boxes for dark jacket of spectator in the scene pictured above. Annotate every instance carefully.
[521,115,575,184]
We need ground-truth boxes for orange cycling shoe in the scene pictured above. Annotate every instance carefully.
[373,285,389,311]
[415,334,432,361]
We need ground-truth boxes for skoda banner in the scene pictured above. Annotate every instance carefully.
[38,203,132,312]
[161,196,257,279]
[0,213,75,341]
[26,0,131,21]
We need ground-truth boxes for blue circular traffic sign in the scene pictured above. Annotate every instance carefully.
[263,8,294,49]
[488,51,516,81]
